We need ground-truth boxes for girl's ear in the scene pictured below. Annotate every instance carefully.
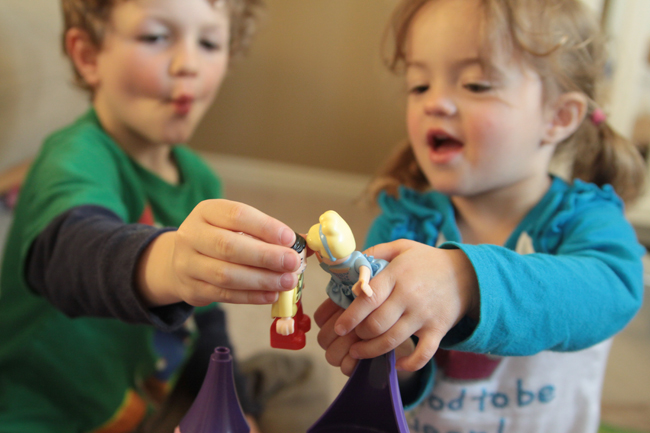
[65,28,101,88]
[542,92,588,145]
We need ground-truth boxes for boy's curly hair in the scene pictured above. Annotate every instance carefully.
[61,0,263,91]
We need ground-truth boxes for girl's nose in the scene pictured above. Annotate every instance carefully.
[170,40,199,76]
[423,89,457,117]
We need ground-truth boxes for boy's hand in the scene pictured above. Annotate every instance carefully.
[138,199,301,306]
[331,240,479,372]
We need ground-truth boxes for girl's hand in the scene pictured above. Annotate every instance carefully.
[333,240,479,372]
[314,298,362,376]
[315,298,419,377]
[138,199,302,306]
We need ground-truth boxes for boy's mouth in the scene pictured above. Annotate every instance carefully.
[172,95,194,116]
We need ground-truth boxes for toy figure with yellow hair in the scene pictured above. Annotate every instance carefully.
[307,211,388,309]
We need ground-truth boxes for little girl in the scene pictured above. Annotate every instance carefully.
[314,0,646,432]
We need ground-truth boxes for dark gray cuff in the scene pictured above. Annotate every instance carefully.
[26,204,193,330]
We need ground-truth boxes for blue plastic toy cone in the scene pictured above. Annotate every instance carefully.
[307,350,409,433]
[177,347,250,433]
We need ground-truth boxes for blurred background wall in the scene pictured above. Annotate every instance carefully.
[190,0,406,175]
[1,0,649,177]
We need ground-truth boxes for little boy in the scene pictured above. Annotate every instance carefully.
[0,0,301,431]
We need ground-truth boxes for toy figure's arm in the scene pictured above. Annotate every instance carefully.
[273,289,296,335]
[352,265,373,297]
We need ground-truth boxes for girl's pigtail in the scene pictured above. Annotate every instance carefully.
[365,140,429,203]
[571,111,646,204]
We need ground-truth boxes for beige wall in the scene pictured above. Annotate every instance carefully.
[0,1,87,170]
[190,0,407,175]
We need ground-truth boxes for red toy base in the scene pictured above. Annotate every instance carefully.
[270,301,311,350]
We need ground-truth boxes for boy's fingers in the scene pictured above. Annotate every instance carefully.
[396,333,440,372]
[187,226,300,273]
[183,254,297,292]
[199,199,296,247]
[314,298,342,329]
[185,278,279,305]
[333,271,396,336]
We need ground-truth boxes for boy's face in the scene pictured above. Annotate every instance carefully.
[91,0,230,147]
[404,0,555,198]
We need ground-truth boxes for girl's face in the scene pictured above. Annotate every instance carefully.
[91,0,229,148]
[405,0,556,198]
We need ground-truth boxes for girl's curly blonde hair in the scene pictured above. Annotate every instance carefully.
[61,0,263,91]
[370,0,645,204]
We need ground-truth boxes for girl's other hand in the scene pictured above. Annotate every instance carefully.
[139,199,302,306]
[332,240,479,372]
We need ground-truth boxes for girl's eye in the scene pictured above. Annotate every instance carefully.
[409,85,429,95]
[200,39,222,51]
[464,82,492,93]
[138,34,168,44]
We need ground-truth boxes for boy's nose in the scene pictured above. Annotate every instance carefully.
[170,41,199,76]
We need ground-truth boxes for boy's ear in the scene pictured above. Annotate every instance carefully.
[542,92,588,145]
[65,28,101,88]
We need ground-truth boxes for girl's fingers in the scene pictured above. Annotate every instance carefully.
[314,298,343,329]
[180,224,300,273]
[349,318,417,360]
[395,332,441,372]
[362,239,414,263]
[354,300,405,340]
[340,354,360,377]
[324,332,362,368]
[316,306,345,350]
[198,199,296,247]
[181,253,297,292]
[334,270,396,336]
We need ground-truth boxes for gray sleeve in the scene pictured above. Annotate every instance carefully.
[26,205,193,331]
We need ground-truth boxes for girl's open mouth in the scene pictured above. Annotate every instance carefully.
[426,130,463,163]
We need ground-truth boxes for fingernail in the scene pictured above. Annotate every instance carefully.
[280,228,295,246]
[280,273,295,289]
[265,292,279,303]
[282,252,297,271]
[335,324,347,336]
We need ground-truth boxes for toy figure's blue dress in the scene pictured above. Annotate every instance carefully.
[318,251,388,309]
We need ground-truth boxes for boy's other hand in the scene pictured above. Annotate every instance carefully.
[138,199,301,306]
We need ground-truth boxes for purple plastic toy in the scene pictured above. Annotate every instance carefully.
[176,347,250,433]
[307,350,410,433]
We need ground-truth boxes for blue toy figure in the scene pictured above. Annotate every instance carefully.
[306,211,388,309]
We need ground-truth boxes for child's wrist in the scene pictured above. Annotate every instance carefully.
[449,249,480,321]
[137,231,181,306]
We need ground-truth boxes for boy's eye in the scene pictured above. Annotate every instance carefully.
[200,39,222,51]
[464,82,492,93]
[138,34,168,44]
[409,84,429,95]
